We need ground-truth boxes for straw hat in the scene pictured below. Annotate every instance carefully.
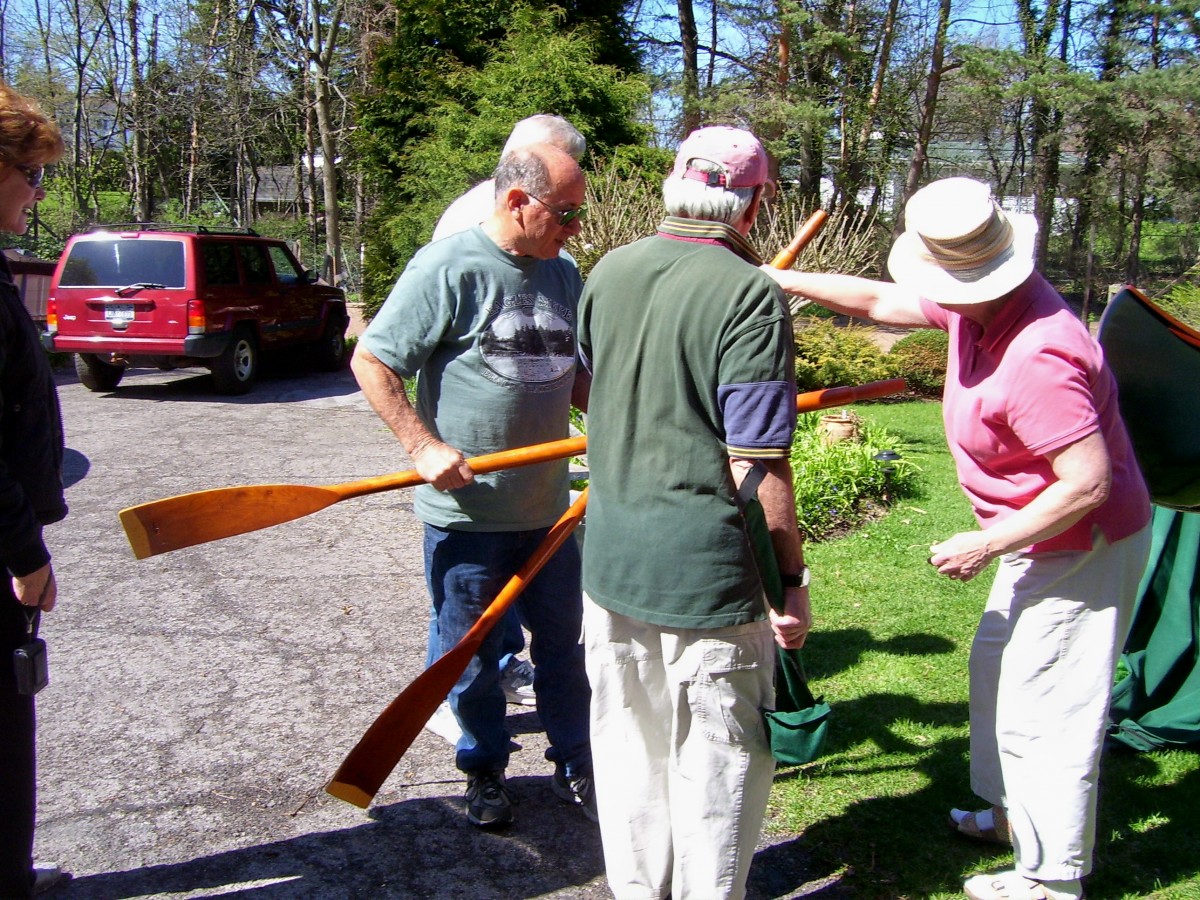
[886,177,1038,305]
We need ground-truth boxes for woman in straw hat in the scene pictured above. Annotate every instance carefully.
[766,177,1151,900]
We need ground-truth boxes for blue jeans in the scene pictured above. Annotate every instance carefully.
[499,609,525,670]
[423,524,591,777]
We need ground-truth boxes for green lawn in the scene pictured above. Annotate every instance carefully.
[766,400,1200,899]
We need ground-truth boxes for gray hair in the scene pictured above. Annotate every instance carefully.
[662,158,757,225]
[502,114,586,161]
[493,147,554,199]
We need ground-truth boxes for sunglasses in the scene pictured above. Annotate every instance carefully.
[14,164,45,189]
[528,194,587,227]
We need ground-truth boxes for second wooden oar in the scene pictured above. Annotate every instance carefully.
[325,487,590,809]
[119,209,833,561]
[119,435,586,559]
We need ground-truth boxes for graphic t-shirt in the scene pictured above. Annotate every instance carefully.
[361,226,582,530]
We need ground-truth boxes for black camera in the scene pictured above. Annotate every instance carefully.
[14,638,48,696]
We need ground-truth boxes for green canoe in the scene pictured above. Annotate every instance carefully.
[1098,285,1200,511]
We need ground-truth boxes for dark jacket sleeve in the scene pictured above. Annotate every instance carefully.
[0,259,66,577]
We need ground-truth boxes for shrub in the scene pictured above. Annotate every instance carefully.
[574,163,885,287]
[887,328,948,397]
[789,411,918,541]
[793,317,892,391]
[1160,277,1200,331]
[756,195,883,282]
[573,161,665,279]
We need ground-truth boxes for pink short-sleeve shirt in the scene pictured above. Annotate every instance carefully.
[920,273,1149,552]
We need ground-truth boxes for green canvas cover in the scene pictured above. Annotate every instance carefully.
[1109,506,1200,751]
[1097,287,1200,511]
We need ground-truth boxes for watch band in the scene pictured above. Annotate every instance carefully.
[780,566,810,589]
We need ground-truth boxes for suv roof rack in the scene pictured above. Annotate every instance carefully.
[86,223,261,237]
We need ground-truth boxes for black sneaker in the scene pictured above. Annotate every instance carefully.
[553,763,599,823]
[465,770,513,828]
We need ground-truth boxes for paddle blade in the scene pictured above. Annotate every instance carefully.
[119,484,344,559]
[325,640,479,808]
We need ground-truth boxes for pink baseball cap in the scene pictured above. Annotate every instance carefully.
[671,126,769,189]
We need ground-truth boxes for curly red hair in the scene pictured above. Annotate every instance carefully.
[0,81,64,169]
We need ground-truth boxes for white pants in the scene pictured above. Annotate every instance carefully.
[968,526,1151,881]
[582,596,777,900]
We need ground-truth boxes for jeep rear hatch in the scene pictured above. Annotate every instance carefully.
[51,237,192,343]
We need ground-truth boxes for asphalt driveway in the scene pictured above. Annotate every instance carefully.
[33,361,833,899]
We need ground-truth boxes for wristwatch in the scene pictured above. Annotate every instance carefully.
[780,566,810,589]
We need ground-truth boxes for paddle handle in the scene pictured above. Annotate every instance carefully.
[769,209,828,269]
[329,435,588,501]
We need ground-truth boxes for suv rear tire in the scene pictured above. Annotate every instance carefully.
[75,353,125,392]
[210,327,259,395]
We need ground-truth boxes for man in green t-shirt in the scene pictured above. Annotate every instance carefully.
[577,126,812,899]
[351,145,594,829]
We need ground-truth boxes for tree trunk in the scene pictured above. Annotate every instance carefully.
[127,0,152,221]
[677,0,701,134]
[310,0,344,285]
[1125,138,1149,284]
[843,0,898,212]
[897,0,951,239]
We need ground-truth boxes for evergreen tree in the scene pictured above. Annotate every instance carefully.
[358,2,648,314]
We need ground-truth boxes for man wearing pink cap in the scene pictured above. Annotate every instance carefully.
[577,126,811,899]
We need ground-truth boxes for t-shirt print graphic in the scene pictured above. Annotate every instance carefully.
[479,292,575,392]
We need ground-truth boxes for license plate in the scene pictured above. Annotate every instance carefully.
[104,304,135,324]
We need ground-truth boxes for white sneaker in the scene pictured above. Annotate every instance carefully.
[500,657,537,706]
[424,701,463,746]
[963,870,1083,900]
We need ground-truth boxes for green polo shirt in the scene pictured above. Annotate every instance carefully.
[577,219,796,628]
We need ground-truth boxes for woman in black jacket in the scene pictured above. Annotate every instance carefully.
[0,80,67,900]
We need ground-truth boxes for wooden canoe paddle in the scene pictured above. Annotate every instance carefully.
[325,486,591,808]
[322,375,906,810]
[119,435,587,559]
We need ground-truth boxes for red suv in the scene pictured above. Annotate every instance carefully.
[43,225,349,394]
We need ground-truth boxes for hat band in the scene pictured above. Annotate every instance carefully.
[917,202,1014,282]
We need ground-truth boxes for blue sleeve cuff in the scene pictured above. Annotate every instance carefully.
[719,381,797,456]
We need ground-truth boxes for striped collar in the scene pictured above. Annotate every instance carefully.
[655,217,763,265]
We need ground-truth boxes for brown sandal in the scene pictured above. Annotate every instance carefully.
[949,805,1011,844]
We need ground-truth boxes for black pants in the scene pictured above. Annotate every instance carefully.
[0,585,36,900]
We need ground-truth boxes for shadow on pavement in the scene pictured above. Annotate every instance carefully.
[57,778,607,900]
